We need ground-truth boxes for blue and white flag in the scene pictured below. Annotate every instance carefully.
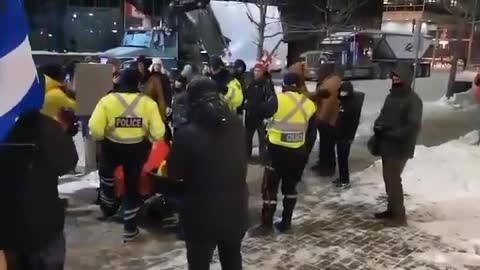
[0,0,44,142]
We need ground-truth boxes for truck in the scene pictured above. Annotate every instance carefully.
[301,30,433,81]
[99,1,228,72]
[32,0,228,73]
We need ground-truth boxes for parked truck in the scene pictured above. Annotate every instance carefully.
[301,30,433,80]
[99,2,227,72]
[32,0,228,73]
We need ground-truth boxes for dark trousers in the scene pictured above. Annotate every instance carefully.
[336,140,352,183]
[98,140,149,233]
[6,232,65,270]
[186,236,244,270]
[382,157,408,219]
[245,118,267,162]
[317,122,336,174]
[304,120,318,167]
[262,144,306,204]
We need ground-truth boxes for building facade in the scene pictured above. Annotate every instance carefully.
[25,0,124,52]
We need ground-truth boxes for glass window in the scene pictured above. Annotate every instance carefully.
[25,0,122,52]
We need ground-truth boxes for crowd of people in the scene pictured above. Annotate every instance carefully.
[0,53,423,270]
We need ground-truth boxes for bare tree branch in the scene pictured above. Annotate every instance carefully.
[245,3,260,27]
[264,31,283,39]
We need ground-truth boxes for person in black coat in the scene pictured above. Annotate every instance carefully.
[244,62,275,162]
[167,77,248,270]
[171,75,189,132]
[233,59,248,115]
[0,111,78,269]
[334,81,365,189]
[369,65,423,227]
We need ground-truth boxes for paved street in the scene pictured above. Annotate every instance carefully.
[64,172,479,270]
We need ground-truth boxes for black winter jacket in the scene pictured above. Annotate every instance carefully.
[167,108,248,241]
[245,78,275,121]
[374,85,423,159]
[0,112,78,251]
[336,82,365,141]
[171,91,189,129]
[211,69,233,95]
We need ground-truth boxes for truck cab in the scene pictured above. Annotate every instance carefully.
[100,3,227,73]
[101,29,179,71]
[302,30,433,81]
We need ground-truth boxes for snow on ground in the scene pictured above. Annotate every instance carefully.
[322,131,480,266]
[59,171,99,195]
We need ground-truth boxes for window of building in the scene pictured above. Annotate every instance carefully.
[450,0,457,6]
[25,0,123,52]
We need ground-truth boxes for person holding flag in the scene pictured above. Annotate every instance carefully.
[0,0,78,269]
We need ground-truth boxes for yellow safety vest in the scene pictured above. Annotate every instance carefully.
[224,78,244,111]
[89,92,165,144]
[267,91,316,149]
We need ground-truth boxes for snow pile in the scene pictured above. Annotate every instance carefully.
[336,131,480,205]
[334,131,480,254]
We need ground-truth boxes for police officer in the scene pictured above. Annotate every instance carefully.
[209,56,244,112]
[89,68,165,243]
[250,73,316,236]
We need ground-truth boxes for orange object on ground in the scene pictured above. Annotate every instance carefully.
[114,141,170,197]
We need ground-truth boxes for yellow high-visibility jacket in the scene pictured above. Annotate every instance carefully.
[224,78,244,111]
[89,92,165,144]
[267,91,316,149]
[41,75,77,120]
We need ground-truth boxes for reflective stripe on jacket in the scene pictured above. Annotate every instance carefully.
[88,92,165,144]
[224,78,244,111]
[267,91,316,149]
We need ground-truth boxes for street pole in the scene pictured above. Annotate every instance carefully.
[467,0,478,68]
[431,26,440,68]
[412,20,423,92]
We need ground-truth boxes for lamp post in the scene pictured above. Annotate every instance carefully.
[467,0,478,68]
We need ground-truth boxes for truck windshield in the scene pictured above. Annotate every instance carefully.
[123,31,153,47]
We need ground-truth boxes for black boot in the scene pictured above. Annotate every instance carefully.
[374,210,392,219]
[335,178,351,189]
[274,198,297,233]
[250,203,276,237]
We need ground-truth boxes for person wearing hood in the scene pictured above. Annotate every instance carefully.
[250,73,316,236]
[369,65,423,227]
[136,55,152,88]
[39,64,77,120]
[313,63,341,177]
[167,77,248,270]
[171,72,191,132]
[1,75,78,270]
[233,59,247,93]
[1,110,78,270]
[334,81,365,189]
[209,56,244,112]
[148,58,173,109]
[244,62,275,162]
[89,68,165,243]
